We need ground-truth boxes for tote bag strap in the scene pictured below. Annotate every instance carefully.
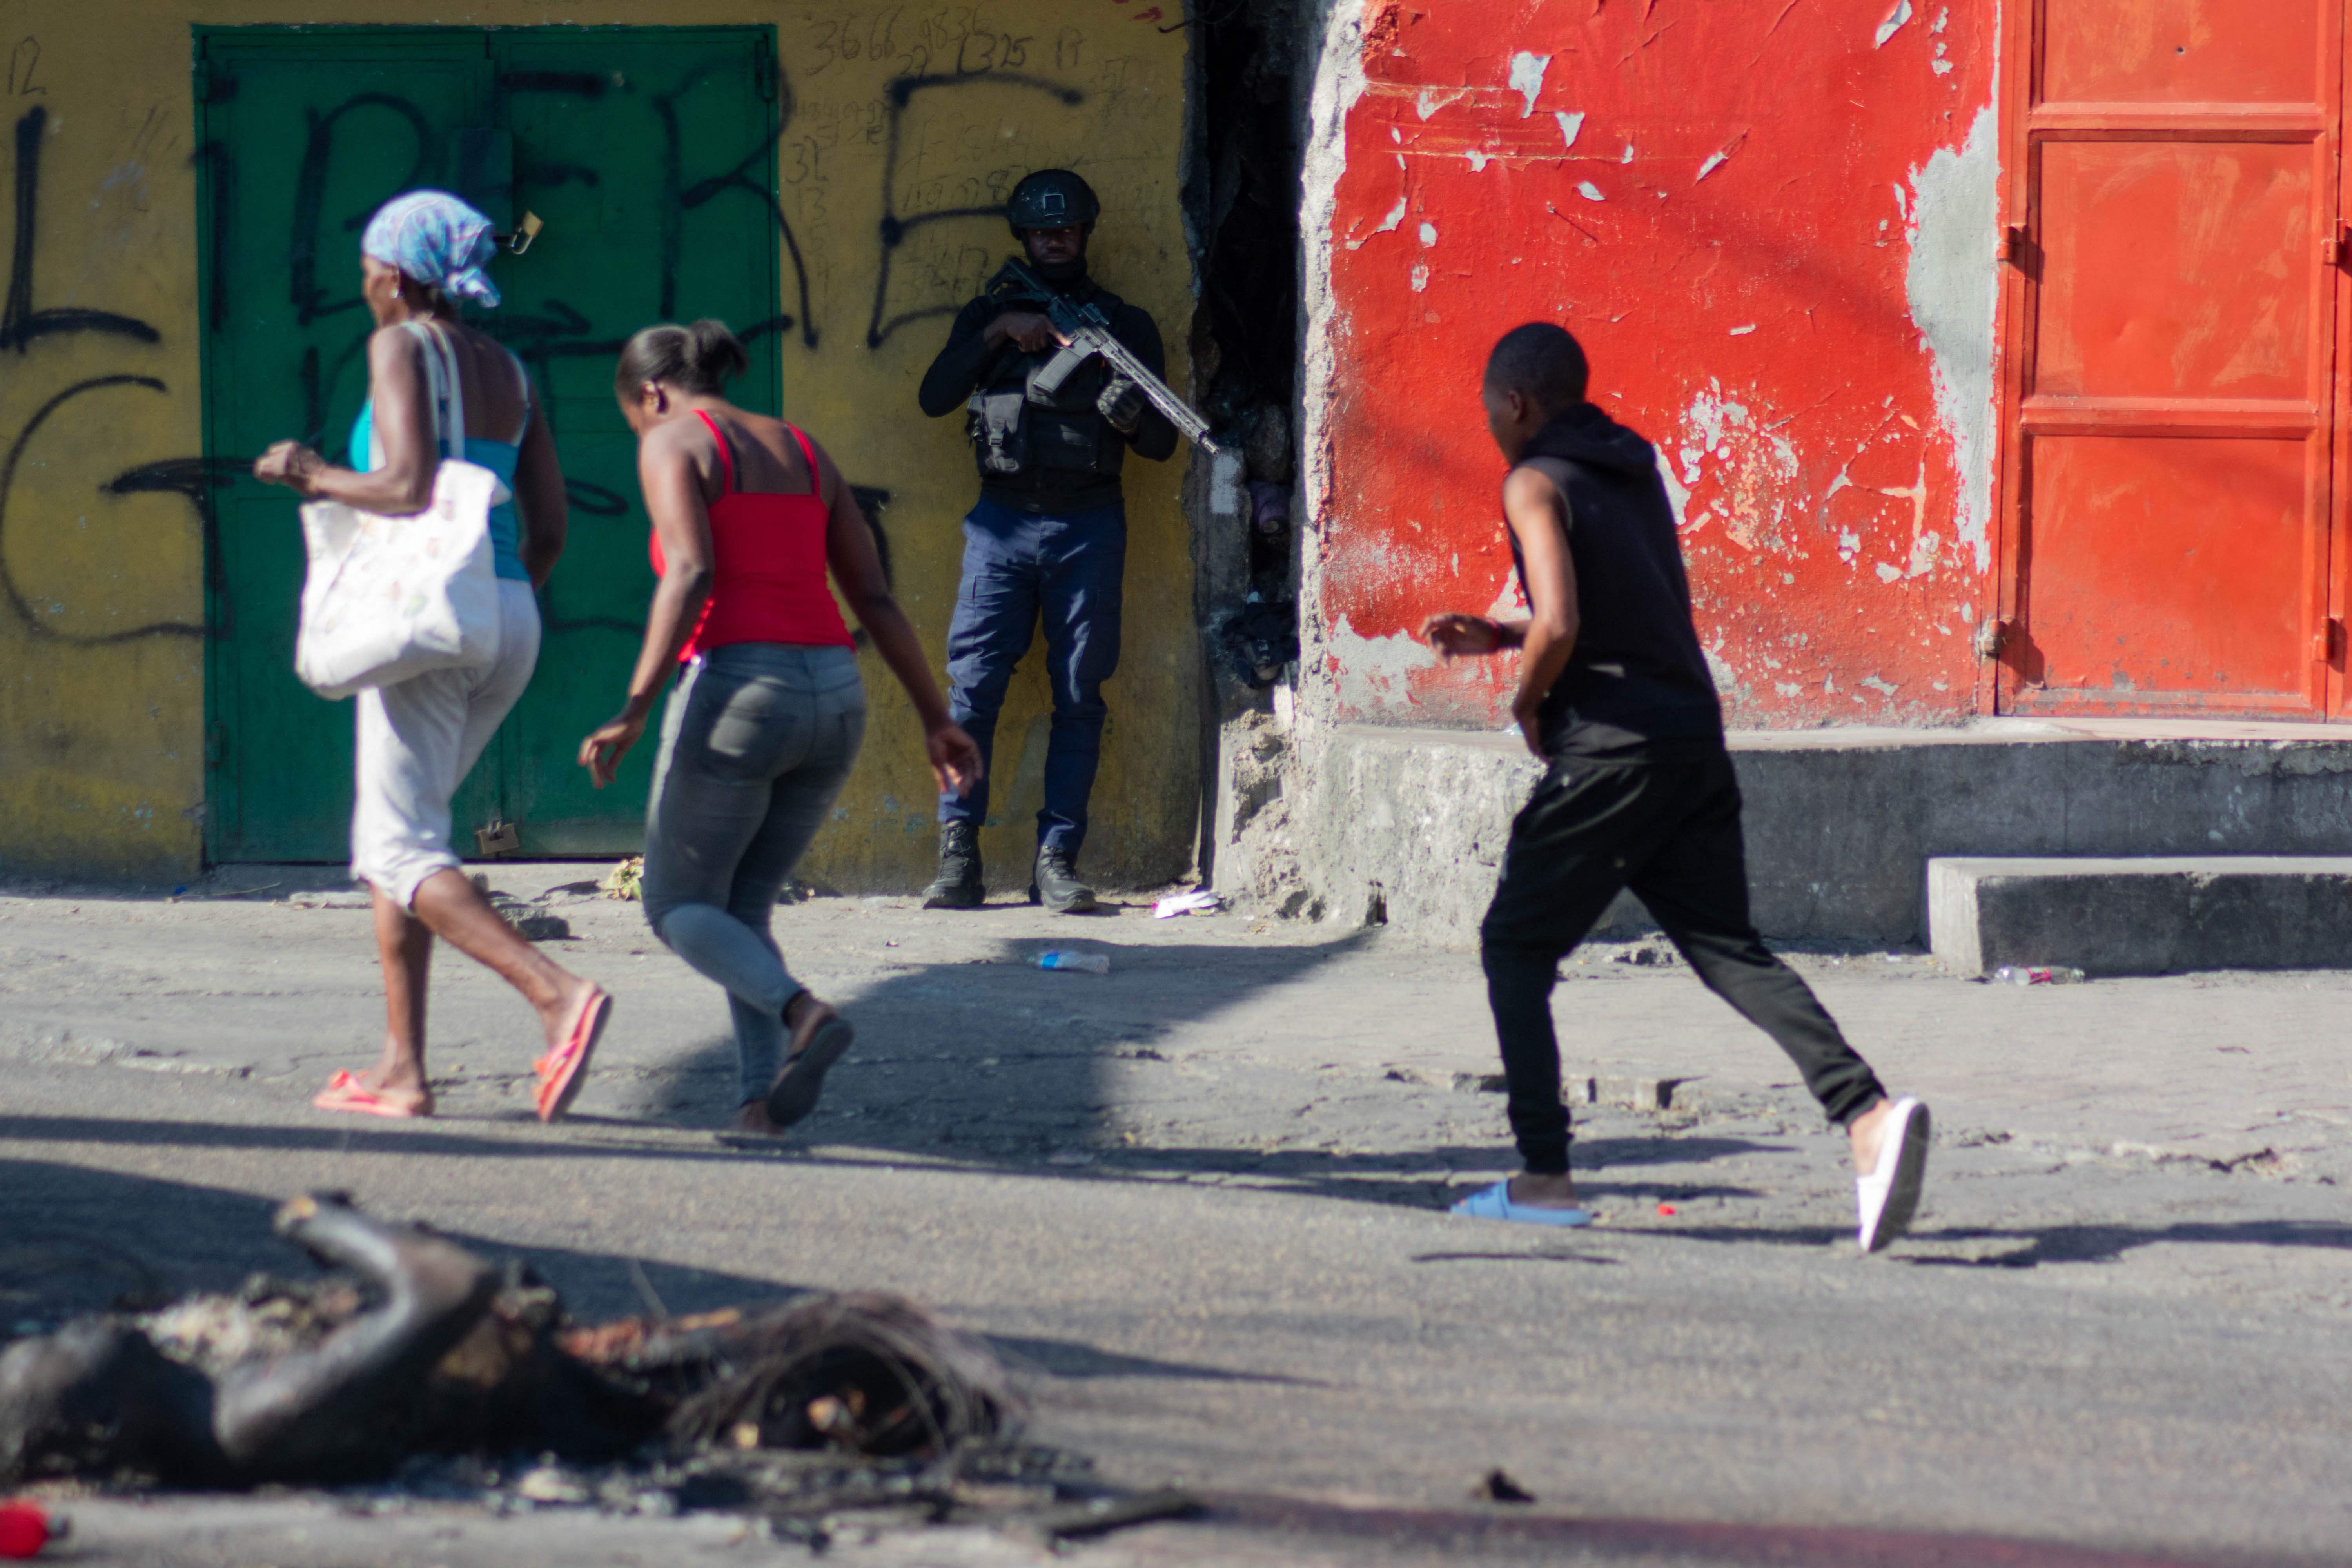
[399,320,466,462]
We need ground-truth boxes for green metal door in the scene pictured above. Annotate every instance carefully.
[486,30,781,850]
[198,26,778,863]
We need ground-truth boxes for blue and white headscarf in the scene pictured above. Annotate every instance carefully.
[361,190,502,308]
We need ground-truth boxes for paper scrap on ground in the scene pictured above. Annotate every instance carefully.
[1154,890,1226,919]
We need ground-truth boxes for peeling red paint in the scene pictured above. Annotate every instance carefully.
[1313,0,1999,729]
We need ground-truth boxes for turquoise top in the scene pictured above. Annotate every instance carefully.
[350,401,529,582]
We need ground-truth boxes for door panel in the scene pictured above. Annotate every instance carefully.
[2024,435,2310,695]
[200,38,486,861]
[2036,143,2316,401]
[1997,0,2343,717]
[2042,0,2325,105]
[200,27,778,861]
[486,29,779,853]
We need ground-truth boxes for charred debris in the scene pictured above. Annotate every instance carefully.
[0,1195,1189,1548]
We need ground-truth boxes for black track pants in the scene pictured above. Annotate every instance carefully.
[1477,739,1886,1175]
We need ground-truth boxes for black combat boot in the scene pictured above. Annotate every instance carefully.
[921,822,985,910]
[1029,845,1099,914]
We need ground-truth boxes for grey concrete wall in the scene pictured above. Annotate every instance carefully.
[1288,723,1540,939]
[1283,723,2352,947]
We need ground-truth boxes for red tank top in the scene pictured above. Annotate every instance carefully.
[651,410,853,660]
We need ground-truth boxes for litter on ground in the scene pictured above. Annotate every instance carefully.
[1153,890,1226,920]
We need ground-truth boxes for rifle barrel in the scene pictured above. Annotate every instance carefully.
[998,260,1221,455]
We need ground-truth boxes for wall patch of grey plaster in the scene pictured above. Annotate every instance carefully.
[1904,104,1998,574]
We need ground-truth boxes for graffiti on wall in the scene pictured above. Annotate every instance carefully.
[766,11,1145,349]
[0,10,1153,646]
[866,71,1085,347]
[1,97,214,645]
[0,1,1191,883]
[763,3,1199,887]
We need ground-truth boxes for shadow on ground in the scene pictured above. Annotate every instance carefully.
[0,1109,1778,1218]
[1586,1216,2352,1269]
[0,1158,1293,1387]
[609,929,1801,1212]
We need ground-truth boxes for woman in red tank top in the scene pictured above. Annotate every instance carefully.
[578,320,981,1136]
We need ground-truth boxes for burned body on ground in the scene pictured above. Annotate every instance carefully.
[0,1194,1020,1497]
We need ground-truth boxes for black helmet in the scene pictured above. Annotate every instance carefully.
[1006,169,1100,233]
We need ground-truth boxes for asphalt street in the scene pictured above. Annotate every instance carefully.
[2,866,2347,1566]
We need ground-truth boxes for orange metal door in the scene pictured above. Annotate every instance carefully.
[1996,0,2345,716]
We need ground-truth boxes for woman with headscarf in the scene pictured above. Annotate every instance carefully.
[254,190,611,1123]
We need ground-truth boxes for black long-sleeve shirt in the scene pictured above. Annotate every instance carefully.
[919,278,1177,514]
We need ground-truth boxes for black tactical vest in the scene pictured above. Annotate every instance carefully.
[966,284,1131,514]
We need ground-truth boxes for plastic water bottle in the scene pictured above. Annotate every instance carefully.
[1036,949,1111,975]
[1993,965,2086,986]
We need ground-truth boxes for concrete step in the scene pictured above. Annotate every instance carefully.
[1283,722,2352,946]
[1927,856,2352,976]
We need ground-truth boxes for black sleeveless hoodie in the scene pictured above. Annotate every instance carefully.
[1507,403,1722,756]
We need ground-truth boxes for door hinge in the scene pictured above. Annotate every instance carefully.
[1999,224,2029,265]
[2316,617,2345,663]
[2325,228,2348,269]
[474,819,520,857]
[204,722,227,768]
[755,35,778,102]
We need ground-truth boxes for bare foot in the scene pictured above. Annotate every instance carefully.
[1506,1171,1581,1209]
[359,1074,432,1116]
[534,972,603,1053]
[314,1068,432,1118]
[354,1042,434,1116]
[1847,1096,1898,1176]
[730,1100,784,1137]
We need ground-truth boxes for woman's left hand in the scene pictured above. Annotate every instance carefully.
[578,710,649,789]
[926,720,984,798]
[253,441,323,495]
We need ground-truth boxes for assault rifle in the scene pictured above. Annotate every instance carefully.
[985,258,1222,455]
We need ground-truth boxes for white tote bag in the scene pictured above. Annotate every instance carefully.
[294,321,509,700]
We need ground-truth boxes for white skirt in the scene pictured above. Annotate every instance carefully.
[348,580,542,907]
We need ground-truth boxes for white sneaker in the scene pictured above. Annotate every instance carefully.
[1855,1096,1930,1254]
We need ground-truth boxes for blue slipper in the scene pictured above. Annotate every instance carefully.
[1450,1180,1593,1227]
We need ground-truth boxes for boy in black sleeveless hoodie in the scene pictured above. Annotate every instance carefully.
[1423,323,1930,1252]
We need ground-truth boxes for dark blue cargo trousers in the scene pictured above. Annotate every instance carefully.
[936,495,1125,856]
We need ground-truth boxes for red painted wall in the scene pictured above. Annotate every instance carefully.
[1309,0,2002,730]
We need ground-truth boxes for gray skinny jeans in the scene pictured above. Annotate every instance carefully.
[642,644,866,1104]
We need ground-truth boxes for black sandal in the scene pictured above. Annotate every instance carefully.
[763,1010,855,1129]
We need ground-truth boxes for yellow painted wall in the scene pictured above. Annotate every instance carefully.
[0,2,1197,888]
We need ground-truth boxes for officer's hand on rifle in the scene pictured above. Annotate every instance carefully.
[1097,376,1145,434]
[984,310,1060,354]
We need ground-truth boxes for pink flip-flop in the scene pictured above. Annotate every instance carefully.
[312,1069,428,1120]
[533,987,611,1123]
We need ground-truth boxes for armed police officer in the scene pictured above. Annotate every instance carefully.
[916,169,1179,913]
